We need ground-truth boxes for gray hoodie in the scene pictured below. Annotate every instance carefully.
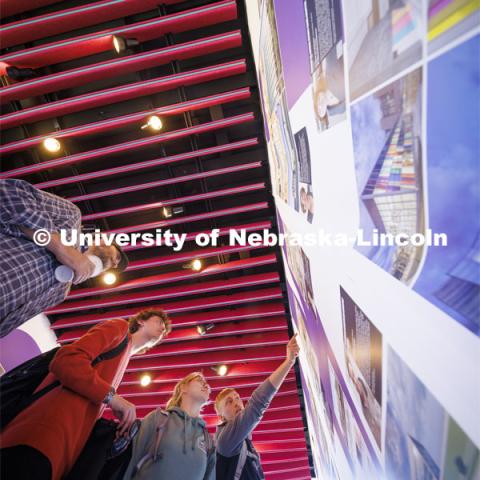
[122,407,215,480]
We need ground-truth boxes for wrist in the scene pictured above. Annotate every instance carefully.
[103,387,116,405]
[48,232,63,254]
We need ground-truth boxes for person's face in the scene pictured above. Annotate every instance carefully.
[139,315,167,346]
[219,391,244,422]
[88,245,121,270]
[182,376,211,405]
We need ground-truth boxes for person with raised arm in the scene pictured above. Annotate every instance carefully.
[214,334,300,480]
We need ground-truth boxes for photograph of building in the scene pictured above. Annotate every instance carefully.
[344,0,423,100]
[352,68,424,284]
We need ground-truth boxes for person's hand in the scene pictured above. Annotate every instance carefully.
[49,234,95,284]
[286,334,300,364]
[110,395,137,438]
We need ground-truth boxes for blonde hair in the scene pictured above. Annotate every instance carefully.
[214,387,237,415]
[166,372,206,410]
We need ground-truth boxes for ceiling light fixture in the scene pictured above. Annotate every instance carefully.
[197,323,214,336]
[161,206,184,218]
[140,374,152,387]
[211,365,229,376]
[42,137,61,153]
[112,35,139,54]
[191,259,203,272]
[141,115,163,131]
[102,272,117,285]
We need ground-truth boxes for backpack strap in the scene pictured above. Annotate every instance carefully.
[30,334,129,404]
[92,335,129,366]
[234,440,260,480]
[131,409,170,478]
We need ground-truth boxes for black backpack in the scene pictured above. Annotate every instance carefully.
[0,335,129,430]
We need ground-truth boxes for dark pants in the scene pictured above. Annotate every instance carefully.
[0,445,52,480]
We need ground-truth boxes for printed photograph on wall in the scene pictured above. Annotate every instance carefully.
[385,347,446,480]
[344,0,423,101]
[294,127,315,223]
[258,0,299,206]
[385,347,479,479]
[284,227,316,311]
[351,67,425,286]
[304,0,346,131]
[328,358,380,479]
[412,35,480,336]
[289,293,334,477]
[442,417,480,479]
[273,0,346,130]
[340,287,382,448]
[428,0,480,53]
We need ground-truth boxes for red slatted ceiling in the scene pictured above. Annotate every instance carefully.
[0,0,62,19]
[0,0,184,48]
[120,358,290,386]
[51,288,285,329]
[0,89,252,156]
[0,1,238,68]
[0,60,247,130]
[34,138,259,189]
[0,31,243,104]
[47,272,280,314]
[58,316,288,344]
[65,249,275,300]
[0,1,312,477]
[1,112,254,178]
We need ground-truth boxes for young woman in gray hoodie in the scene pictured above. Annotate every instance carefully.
[122,372,215,480]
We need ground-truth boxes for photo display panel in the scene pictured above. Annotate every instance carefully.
[245,0,480,478]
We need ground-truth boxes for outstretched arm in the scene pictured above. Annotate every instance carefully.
[216,335,300,456]
[269,334,299,388]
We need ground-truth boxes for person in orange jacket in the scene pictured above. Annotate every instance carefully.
[0,308,171,480]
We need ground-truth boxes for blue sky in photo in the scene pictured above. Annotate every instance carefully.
[412,35,480,335]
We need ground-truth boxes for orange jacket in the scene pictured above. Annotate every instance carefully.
[1,319,133,480]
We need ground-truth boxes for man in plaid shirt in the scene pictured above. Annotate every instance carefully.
[0,179,128,338]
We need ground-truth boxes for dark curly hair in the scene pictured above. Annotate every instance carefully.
[128,309,171,335]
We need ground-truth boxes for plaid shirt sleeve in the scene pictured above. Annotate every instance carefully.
[0,179,82,337]
[0,179,81,237]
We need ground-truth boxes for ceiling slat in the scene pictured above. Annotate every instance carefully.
[0,89,252,156]
[47,272,279,314]
[0,0,184,48]
[0,31,242,103]
[51,288,284,329]
[0,59,246,131]
[0,1,238,68]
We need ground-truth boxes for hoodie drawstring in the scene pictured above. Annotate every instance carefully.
[191,424,196,451]
[183,414,187,454]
